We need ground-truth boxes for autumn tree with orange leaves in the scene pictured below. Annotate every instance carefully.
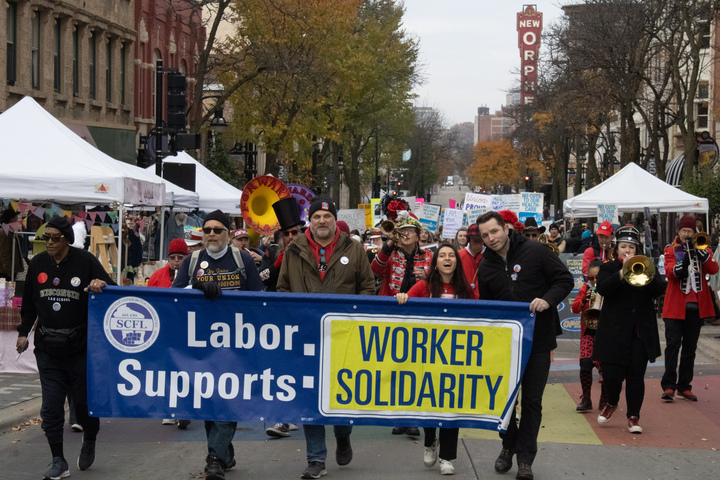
[466,140,545,193]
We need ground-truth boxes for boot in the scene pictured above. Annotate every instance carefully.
[598,380,608,411]
[577,370,593,412]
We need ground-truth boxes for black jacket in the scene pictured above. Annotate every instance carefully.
[477,231,574,353]
[592,259,666,365]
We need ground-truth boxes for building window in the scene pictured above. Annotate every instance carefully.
[6,1,17,85]
[89,31,96,99]
[72,28,79,96]
[53,19,61,93]
[698,82,709,100]
[697,102,709,129]
[31,12,40,89]
[106,38,112,102]
[120,43,126,104]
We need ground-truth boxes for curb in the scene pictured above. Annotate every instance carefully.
[0,397,42,433]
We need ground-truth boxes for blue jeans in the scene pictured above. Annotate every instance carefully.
[204,421,236,466]
[303,424,352,463]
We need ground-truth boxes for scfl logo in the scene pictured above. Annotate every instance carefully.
[103,297,160,353]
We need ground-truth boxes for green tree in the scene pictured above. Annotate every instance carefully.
[206,133,241,187]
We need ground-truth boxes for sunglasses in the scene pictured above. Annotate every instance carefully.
[203,227,227,235]
[282,228,300,237]
[42,234,64,243]
[168,254,186,261]
[524,233,538,239]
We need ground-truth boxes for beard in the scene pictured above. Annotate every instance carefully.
[205,241,224,254]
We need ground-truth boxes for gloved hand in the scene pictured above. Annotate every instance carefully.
[673,255,689,279]
[193,281,222,300]
[696,249,710,263]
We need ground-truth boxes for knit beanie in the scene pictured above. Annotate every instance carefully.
[168,238,189,256]
[678,215,696,231]
[203,210,230,230]
[308,196,337,220]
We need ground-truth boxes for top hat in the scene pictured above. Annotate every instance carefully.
[272,197,304,230]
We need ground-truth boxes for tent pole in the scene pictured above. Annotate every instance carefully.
[159,207,166,261]
[116,204,123,285]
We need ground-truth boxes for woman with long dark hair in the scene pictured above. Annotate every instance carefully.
[396,244,473,475]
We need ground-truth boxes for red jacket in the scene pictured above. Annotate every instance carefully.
[662,245,719,320]
[458,247,481,299]
[371,246,432,297]
[147,265,173,288]
[581,245,611,275]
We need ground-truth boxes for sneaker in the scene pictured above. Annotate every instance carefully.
[576,396,592,412]
[288,423,299,431]
[677,390,698,401]
[516,463,534,480]
[598,403,617,424]
[494,448,514,473]
[301,461,327,479]
[161,418,175,425]
[43,456,69,480]
[266,422,291,437]
[423,438,438,467]
[439,458,455,475]
[627,416,643,434]
[71,423,83,432]
[336,435,353,466]
[205,455,226,480]
[391,426,406,435]
[176,419,191,429]
[77,436,95,471]
[405,427,421,436]
[661,389,675,401]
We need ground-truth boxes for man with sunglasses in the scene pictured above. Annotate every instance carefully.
[522,217,545,241]
[148,238,188,288]
[15,216,115,480]
[171,210,264,480]
[277,196,375,480]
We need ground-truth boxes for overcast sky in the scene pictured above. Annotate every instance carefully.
[402,1,567,125]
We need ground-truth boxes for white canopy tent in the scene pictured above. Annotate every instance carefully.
[0,96,169,283]
[148,151,244,215]
[563,162,708,218]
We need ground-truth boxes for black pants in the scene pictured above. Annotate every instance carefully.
[423,427,459,460]
[35,349,99,446]
[662,311,703,392]
[500,350,551,466]
[602,335,648,418]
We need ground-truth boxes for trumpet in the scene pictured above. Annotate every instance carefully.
[692,231,710,250]
[380,219,404,243]
[622,255,656,287]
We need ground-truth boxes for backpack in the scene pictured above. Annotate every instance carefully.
[187,246,246,283]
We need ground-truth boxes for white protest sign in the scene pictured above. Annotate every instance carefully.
[518,192,543,223]
[597,204,618,224]
[502,194,521,215]
[337,209,367,233]
[418,203,442,233]
[491,195,505,211]
[442,209,464,239]
[463,193,492,213]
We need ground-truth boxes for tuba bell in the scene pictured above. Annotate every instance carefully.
[380,219,401,243]
[538,233,559,255]
[692,231,710,250]
[622,255,656,287]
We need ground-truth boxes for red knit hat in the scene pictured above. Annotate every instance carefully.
[678,215,696,231]
[168,238,189,256]
[499,210,519,226]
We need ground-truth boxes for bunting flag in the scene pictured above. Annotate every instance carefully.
[98,212,107,223]
[85,219,94,231]
[88,212,97,221]
[1,223,9,234]
[63,210,72,219]
[110,223,119,233]
[107,211,118,223]
[10,221,22,232]
[11,201,19,211]
[78,211,87,221]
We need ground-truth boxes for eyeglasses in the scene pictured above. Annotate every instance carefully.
[203,227,227,235]
[524,233,538,239]
[168,254,186,261]
[282,228,300,237]
[42,234,64,243]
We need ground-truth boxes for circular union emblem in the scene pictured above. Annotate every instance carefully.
[513,264,521,273]
[71,277,81,287]
[52,302,61,311]
[53,277,60,286]
[38,272,48,284]
[103,296,160,353]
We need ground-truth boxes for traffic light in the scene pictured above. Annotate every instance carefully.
[166,71,187,131]
[524,175,531,190]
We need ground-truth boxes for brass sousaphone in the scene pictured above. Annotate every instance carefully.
[622,255,656,287]
[240,175,291,234]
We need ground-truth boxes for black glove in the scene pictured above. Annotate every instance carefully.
[193,281,222,300]
[673,255,689,279]
[696,249,710,263]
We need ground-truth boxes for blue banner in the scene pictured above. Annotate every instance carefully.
[88,287,535,432]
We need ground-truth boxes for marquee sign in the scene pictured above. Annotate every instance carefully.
[517,5,543,105]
